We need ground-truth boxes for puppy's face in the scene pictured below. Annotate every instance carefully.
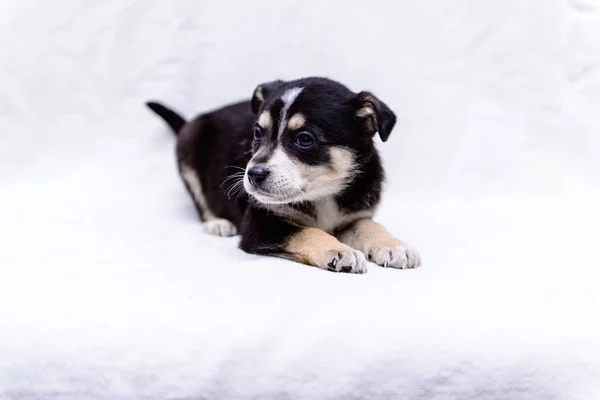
[243,78,396,205]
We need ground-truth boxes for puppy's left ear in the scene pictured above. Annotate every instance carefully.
[353,91,397,142]
[251,80,284,114]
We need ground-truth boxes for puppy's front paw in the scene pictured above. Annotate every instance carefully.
[325,249,368,274]
[202,219,238,237]
[369,244,421,269]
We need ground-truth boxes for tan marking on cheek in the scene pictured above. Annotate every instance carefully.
[303,147,354,183]
[297,147,354,181]
[258,111,272,131]
[329,147,354,174]
[286,113,306,131]
[293,147,356,200]
[297,163,326,180]
[286,228,352,265]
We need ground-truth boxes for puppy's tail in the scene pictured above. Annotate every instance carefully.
[145,101,186,135]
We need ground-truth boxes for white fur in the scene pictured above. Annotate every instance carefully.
[373,244,422,269]
[268,146,303,185]
[314,197,340,233]
[244,146,356,205]
[314,198,373,233]
[326,249,368,274]
[180,164,216,221]
[262,199,373,234]
[244,147,302,203]
[202,219,238,237]
[278,87,304,138]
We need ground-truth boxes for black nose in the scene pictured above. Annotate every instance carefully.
[247,166,270,186]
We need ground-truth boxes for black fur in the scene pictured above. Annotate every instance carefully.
[251,80,284,114]
[146,101,186,134]
[352,91,397,142]
[147,77,395,257]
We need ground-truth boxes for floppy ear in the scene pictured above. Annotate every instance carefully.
[251,80,284,114]
[353,91,397,142]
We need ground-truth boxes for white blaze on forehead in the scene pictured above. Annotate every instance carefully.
[258,110,272,130]
[278,87,304,138]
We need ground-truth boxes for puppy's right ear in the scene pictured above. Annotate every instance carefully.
[352,91,397,142]
[251,80,284,113]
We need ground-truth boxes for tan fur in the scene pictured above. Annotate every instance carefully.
[337,219,421,269]
[254,87,264,102]
[248,145,355,204]
[258,111,272,131]
[356,106,375,118]
[338,219,402,252]
[180,164,216,221]
[286,113,306,131]
[329,147,354,176]
[355,101,378,134]
[294,147,355,199]
[286,228,350,265]
[287,146,354,183]
[285,227,368,273]
[261,202,373,233]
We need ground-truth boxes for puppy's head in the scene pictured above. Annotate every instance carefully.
[244,77,396,205]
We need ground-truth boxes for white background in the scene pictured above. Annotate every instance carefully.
[1,1,599,399]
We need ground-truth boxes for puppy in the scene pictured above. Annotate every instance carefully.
[146,77,421,273]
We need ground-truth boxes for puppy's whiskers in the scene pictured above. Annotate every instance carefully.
[225,165,246,172]
[221,172,244,188]
[228,182,247,200]
[223,172,248,200]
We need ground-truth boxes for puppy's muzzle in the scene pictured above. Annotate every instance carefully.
[247,165,270,187]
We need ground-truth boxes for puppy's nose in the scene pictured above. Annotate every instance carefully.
[247,166,270,186]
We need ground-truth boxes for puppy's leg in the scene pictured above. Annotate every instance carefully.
[241,223,368,274]
[239,208,366,273]
[201,219,238,237]
[179,164,237,237]
[283,228,368,273]
[337,219,421,269]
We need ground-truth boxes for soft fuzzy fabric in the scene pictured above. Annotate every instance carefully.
[1,0,599,399]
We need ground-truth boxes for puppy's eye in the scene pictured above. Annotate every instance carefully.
[252,127,262,141]
[296,132,315,149]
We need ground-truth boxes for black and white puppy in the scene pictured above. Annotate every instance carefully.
[146,77,421,273]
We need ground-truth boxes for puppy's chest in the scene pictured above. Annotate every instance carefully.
[295,198,371,233]
[312,198,343,232]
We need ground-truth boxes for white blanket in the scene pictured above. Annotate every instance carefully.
[1,0,600,399]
